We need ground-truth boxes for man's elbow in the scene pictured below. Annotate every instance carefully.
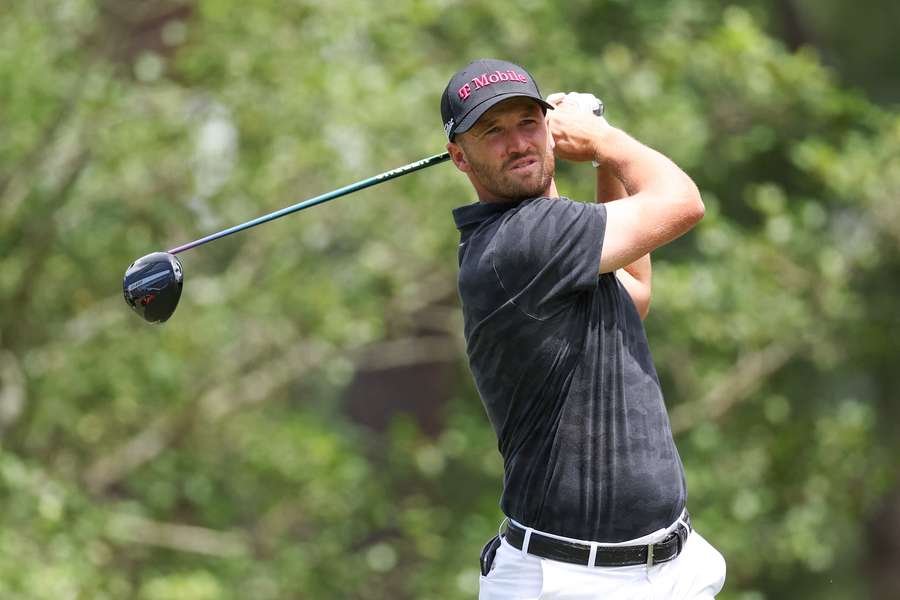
[632,285,651,320]
[665,180,704,236]
[683,181,705,226]
[638,298,651,320]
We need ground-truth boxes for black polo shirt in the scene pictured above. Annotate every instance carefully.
[453,196,686,542]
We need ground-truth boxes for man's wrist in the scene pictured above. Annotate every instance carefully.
[590,117,609,168]
[590,105,607,168]
[591,121,619,166]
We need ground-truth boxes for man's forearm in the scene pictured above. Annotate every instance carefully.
[595,161,626,204]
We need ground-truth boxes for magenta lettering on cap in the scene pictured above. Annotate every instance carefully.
[457,70,530,102]
[472,73,489,89]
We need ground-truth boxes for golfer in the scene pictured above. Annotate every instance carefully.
[442,59,726,599]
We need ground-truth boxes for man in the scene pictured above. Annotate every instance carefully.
[442,59,726,599]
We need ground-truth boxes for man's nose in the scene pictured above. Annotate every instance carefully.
[505,129,530,155]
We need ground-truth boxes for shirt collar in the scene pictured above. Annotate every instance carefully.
[452,199,528,230]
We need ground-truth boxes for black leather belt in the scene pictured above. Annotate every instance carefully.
[504,511,691,568]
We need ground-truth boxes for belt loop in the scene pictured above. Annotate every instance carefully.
[677,510,690,532]
[521,527,533,559]
[587,542,598,567]
[646,543,655,568]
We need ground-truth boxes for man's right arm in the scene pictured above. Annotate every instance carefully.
[549,105,704,273]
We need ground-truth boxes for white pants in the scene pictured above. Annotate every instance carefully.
[479,524,726,599]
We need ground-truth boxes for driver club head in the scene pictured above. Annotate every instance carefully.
[123,252,184,323]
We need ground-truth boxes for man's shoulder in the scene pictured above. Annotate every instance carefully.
[503,196,601,221]
[513,195,573,211]
[453,198,528,231]
[497,196,604,239]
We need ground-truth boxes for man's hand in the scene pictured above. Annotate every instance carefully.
[546,93,614,163]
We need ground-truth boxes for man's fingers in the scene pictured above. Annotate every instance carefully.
[548,92,604,110]
[546,92,567,106]
[563,92,599,114]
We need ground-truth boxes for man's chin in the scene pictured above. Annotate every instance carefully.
[508,175,551,200]
[477,167,551,201]
[502,184,548,201]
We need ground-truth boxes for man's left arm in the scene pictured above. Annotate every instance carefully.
[596,162,652,319]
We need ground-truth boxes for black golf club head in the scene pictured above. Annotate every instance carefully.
[123,252,184,323]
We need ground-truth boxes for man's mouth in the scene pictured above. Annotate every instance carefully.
[508,157,538,172]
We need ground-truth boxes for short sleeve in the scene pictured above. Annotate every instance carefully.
[492,197,606,318]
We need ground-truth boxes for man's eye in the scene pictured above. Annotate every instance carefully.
[485,127,500,136]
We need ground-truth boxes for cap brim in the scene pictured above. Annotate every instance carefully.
[453,93,554,138]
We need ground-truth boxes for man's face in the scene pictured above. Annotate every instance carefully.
[449,97,555,202]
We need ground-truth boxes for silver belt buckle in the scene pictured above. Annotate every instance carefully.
[646,543,655,568]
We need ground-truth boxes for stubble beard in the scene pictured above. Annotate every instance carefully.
[470,148,555,202]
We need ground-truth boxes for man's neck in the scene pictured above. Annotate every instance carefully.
[546,179,559,198]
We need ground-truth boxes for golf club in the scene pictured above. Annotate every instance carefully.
[123,151,451,323]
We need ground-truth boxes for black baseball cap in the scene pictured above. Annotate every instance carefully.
[441,59,553,141]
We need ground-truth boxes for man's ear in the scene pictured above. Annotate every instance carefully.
[447,141,471,173]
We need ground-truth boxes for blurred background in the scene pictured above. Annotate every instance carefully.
[1,1,898,598]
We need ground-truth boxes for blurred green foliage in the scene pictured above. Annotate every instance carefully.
[1,1,898,598]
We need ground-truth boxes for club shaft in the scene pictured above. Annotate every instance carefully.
[167,152,451,255]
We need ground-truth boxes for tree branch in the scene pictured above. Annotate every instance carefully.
[670,342,799,434]
[0,349,26,436]
[84,339,332,493]
[0,77,88,216]
[106,513,250,558]
[354,335,461,372]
